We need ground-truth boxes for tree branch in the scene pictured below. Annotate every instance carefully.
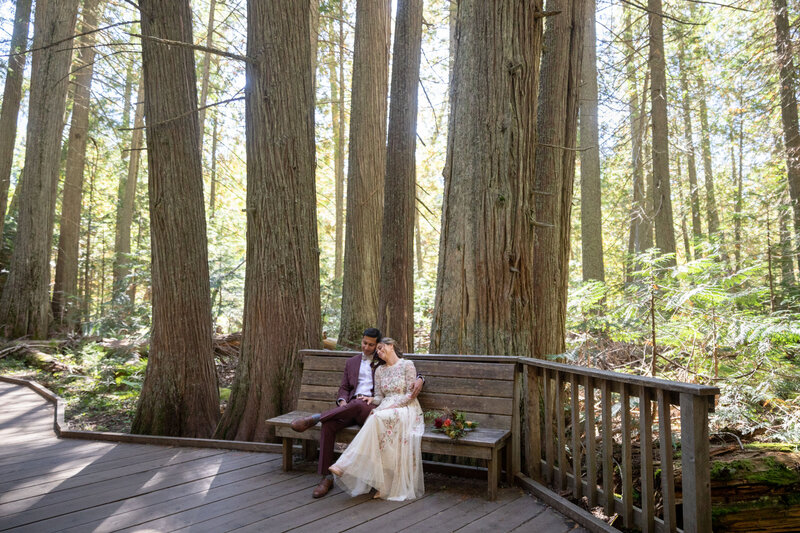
[127,33,247,63]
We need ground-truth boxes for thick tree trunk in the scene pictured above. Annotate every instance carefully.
[431,0,544,355]
[772,0,800,278]
[677,37,703,248]
[579,0,604,283]
[197,0,217,153]
[0,0,80,339]
[532,0,586,357]
[648,0,677,266]
[214,0,321,441]
[112,81,145,301]
[338,0,390,347]
[52,0,102,329]
[377,0,423,353]
[131,0,218,438]
[0,0,32,242]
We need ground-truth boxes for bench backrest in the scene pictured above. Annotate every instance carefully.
[297,350,519,430]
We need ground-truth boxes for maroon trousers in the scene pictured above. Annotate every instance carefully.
[317,399,375,475]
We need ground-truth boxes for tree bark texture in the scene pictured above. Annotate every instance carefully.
[579,0,604,283]
[532,0,585,358]
[52,0,102,328]
[0,0,32,241]
[430,0,544,356]
[214,0,321,441]
[677,37,703,247]
[772,0,800,277]
[648,0,677,266]
[113,80,145,301]
[377,0,423,353]
[131,0,218,438]
[0,0,79,339]
[338,0,390,347]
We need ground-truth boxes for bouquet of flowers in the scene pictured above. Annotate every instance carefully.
[425,409,478,439]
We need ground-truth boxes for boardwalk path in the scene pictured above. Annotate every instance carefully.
[0,380,587,532]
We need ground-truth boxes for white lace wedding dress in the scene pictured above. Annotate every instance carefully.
[331,358,425,501]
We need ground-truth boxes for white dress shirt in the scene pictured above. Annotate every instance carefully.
[353,357,373,398]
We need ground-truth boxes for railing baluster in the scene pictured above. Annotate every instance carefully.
[601,379,614,515]
[681,392,712,533]
[570,373,582,500]
[640,386,655,533]
[658,389,677,532]
[584,375,596,508]
[620,384,633,527]
[526,366,542,480]
[556,370,567,491]
[544,369,554,484]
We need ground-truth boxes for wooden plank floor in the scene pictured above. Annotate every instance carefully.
[0,381,588,532]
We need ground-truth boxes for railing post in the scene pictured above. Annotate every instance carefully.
[526,366,542,480]
[680,393,712,533]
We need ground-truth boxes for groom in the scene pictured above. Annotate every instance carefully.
[290,327,424,498]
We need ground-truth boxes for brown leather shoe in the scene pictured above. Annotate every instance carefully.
[290,415,316,433]
[312,476,334,498]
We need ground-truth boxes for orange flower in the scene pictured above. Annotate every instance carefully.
[443,419,452,427]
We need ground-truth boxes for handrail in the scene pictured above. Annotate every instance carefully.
[520,355,718,533]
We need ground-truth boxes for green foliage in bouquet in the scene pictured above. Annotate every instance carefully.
[425,408,479,439]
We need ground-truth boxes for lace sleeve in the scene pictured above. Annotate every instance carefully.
[404,360,417,394]
[372,366,384,406]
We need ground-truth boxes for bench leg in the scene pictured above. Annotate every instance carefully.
[505,442,514,484]
[282,438,293,471]
[303,439,317,461]
[488,447,500,501]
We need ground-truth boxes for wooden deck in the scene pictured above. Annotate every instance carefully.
[0,381,588,532]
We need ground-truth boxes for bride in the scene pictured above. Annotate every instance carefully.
[328,337,424,501]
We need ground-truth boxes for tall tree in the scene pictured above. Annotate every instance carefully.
[779,195,795,285]
[430,0,544,355]
[112,80,145,301]
[0,0,80,339]
[52,0,102,328]
[532,0,586,357]
[677,33,703,248]
[624,4,652,279]
[215,0,321,441]
[579,0,604,283]
[197,0,217,153]
[648,0,677,265]
[377,0,423,352]
[0,0,33,241]
[131,0,218,438]
[338,0,390,347]
[332,8,346,282]
[772,0,800,277]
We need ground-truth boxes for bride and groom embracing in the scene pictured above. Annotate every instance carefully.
[290,328,425,501]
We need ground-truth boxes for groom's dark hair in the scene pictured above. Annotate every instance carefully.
[363,327,381,341]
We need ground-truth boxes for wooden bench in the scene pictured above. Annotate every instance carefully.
[266,350,521,500]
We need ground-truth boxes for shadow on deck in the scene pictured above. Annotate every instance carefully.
[0,381,587,533]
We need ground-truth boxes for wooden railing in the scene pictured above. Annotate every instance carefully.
[518,357,718,533]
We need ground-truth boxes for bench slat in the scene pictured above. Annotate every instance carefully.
[298,375,513,400]
[302,355,516,381]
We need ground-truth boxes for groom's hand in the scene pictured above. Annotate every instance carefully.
[409,377,424,400]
